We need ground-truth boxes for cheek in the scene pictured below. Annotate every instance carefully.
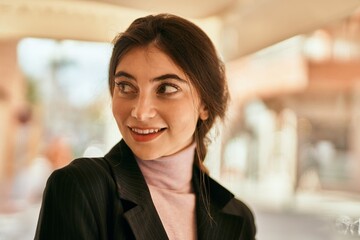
[168,103,199,130]
[112,99,128,123]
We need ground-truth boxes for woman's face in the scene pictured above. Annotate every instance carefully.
[112,45,208,160]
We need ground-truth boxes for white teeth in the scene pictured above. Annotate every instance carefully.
[131,128,161,134]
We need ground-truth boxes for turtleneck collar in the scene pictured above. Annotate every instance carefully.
[135,143,196,193]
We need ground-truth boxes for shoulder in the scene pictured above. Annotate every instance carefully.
[50,157,110,178]
[53,157,111,178]
[64,157,111,174]
[205,174,256,238]
[36,158,118,239]
[225,197,255,220]
[223,196,257,239]
[46,157,115,198]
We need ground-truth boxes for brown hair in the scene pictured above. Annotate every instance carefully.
[108,14,229,172]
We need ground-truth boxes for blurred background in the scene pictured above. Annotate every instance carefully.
[1,0,360,239]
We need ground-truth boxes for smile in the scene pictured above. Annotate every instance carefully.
[131,128,162,135]
[129,127,166,142]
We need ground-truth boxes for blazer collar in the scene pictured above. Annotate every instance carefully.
[105,140,245,240]
[104,140,168,240]
[193,168,245,240]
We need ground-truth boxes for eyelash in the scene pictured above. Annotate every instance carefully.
[115,81,137,94]
[157,83,180,95]
[114,81,180,96]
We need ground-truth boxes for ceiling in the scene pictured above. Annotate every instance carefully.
[0,0,360,59]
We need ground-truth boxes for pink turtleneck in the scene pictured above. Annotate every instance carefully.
[136,143,197,240]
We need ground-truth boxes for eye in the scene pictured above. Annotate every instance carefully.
[115,81,137,94]
[157,83,179,95]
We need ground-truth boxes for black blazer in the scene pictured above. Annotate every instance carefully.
[35,140,256,240]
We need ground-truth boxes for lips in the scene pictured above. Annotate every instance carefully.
[129,127,165,142]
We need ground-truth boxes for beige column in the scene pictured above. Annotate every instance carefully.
[350,81,360,191]
[0,39,25,188]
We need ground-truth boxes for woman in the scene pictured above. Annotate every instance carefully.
[35,14,256,240]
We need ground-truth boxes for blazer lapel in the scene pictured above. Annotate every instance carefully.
[104,140,168,240]
[193,168,245,240]
[104,140,248,240]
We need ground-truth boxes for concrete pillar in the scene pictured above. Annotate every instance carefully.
[350,81,360,191]
[0,39,25,187]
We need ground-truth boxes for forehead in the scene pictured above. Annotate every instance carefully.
[116,45,185,76]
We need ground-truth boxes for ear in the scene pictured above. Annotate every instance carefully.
[199,103,209,121]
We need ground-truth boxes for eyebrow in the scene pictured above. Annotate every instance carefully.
[114,71,188,83]
[114,71,135,79]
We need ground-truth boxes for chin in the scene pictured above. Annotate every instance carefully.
[129,145,161,160]
[133,151,161,161]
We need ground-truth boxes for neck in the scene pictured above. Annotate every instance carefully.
[135,143,196,192]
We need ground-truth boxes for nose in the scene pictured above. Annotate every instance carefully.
[131,95,156,121]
